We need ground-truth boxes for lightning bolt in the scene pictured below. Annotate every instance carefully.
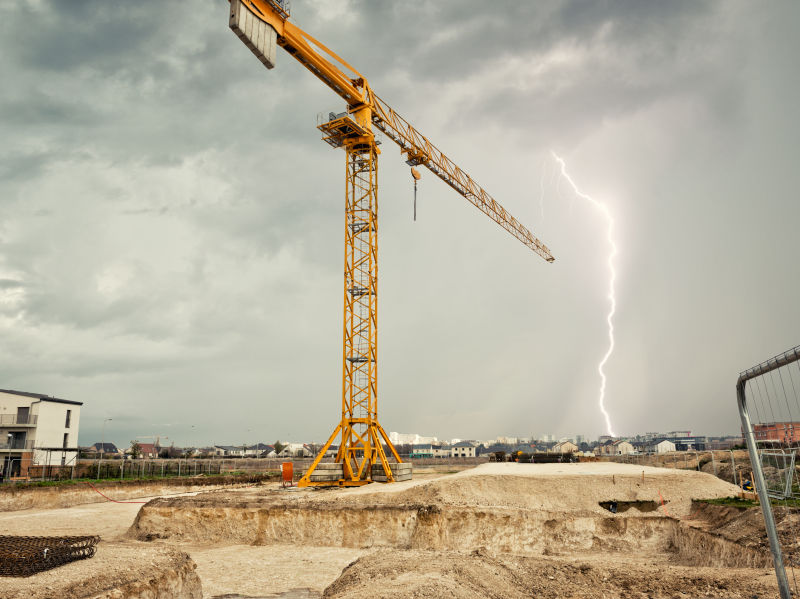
[552,152,617,437]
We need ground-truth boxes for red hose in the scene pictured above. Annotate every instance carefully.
[85,482,148,504]
[658,490,671,517]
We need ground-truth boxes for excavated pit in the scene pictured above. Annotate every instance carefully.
[129,463,770,570]
[131,501,769,569]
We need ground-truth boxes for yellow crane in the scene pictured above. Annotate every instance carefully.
[228,0,555,487]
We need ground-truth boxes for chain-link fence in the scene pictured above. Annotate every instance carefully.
[0,458,234,484]
[607,449,754,486]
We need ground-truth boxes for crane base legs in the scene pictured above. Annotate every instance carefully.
[297,420,406,487]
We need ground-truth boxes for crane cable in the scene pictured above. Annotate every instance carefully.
[411,167,421,221]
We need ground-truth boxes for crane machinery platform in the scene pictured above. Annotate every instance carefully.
[228,0,555,487]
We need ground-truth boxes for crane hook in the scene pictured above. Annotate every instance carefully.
[410,167,421,221]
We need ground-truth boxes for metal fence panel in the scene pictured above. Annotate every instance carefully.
[737,344,800,599]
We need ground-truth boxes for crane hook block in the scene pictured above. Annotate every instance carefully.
[230,0,278,70]
[411,168,421,222]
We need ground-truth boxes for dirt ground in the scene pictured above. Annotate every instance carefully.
[0,484,360,598]
[322,549,780,599]
[0,488,208,599]
[0,463,791,598]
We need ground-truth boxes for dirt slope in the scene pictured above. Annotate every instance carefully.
[322,549,778,599]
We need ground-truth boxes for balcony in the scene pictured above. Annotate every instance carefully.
[0,440,35,451]
[0,414,38,426]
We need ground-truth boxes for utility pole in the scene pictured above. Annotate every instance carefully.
[99,417,112,477]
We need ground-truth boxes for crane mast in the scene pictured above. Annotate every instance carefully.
[229,0,554,486]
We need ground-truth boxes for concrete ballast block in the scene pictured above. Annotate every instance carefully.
[229,0,278,70]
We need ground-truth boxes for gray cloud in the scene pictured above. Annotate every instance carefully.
[1,0,798,448]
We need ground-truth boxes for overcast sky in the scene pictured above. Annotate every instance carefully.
[1,0,798,448]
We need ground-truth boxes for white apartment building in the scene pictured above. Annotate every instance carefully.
[450,442,477,458]
[0,389,82,478]
[388,432,439,446]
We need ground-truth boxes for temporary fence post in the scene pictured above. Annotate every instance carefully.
[738,365,792,599]
[730,449,738,486]
[711,451,717,476]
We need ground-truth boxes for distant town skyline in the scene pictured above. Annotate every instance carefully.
[86,427,743,451]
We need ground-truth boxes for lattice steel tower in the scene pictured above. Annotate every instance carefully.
[229,0,554,486]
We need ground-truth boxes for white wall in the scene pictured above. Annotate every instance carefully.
[655,440,676,454]
[0,392,36,420]
[450,446,476,457]
[33,401,81,466]
[615,442,634,455]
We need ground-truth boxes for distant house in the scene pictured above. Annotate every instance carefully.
[133,443,159,459]
[552,441,578,454]
[125,442,160,459]
[649,439,676,454]
[278,443,312,458]
[91,442,120,455]
[243,443,273,457]
[612,440,634,455]
[410,444,449,458]
[212,445,240,457]
[594,440,616,456]
[450,441,476,458]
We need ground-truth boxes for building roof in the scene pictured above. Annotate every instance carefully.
[92,442,119,452]
[0,389,82,405]
[453,441,475,448]
[249,443,274,451]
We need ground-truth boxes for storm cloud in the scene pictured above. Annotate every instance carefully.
[1,0,798,447]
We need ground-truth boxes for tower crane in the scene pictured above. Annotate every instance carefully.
[228,0,555,487]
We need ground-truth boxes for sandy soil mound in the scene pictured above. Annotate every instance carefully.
[315,463,742,517]
[0,542,201,599]
[322,549,778,599]
[128,463,764,570]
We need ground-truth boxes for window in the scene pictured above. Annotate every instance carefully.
[63,433,69,449]
[65,410,71,428]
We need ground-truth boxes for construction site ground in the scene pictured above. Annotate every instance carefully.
[0,463,787,598]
